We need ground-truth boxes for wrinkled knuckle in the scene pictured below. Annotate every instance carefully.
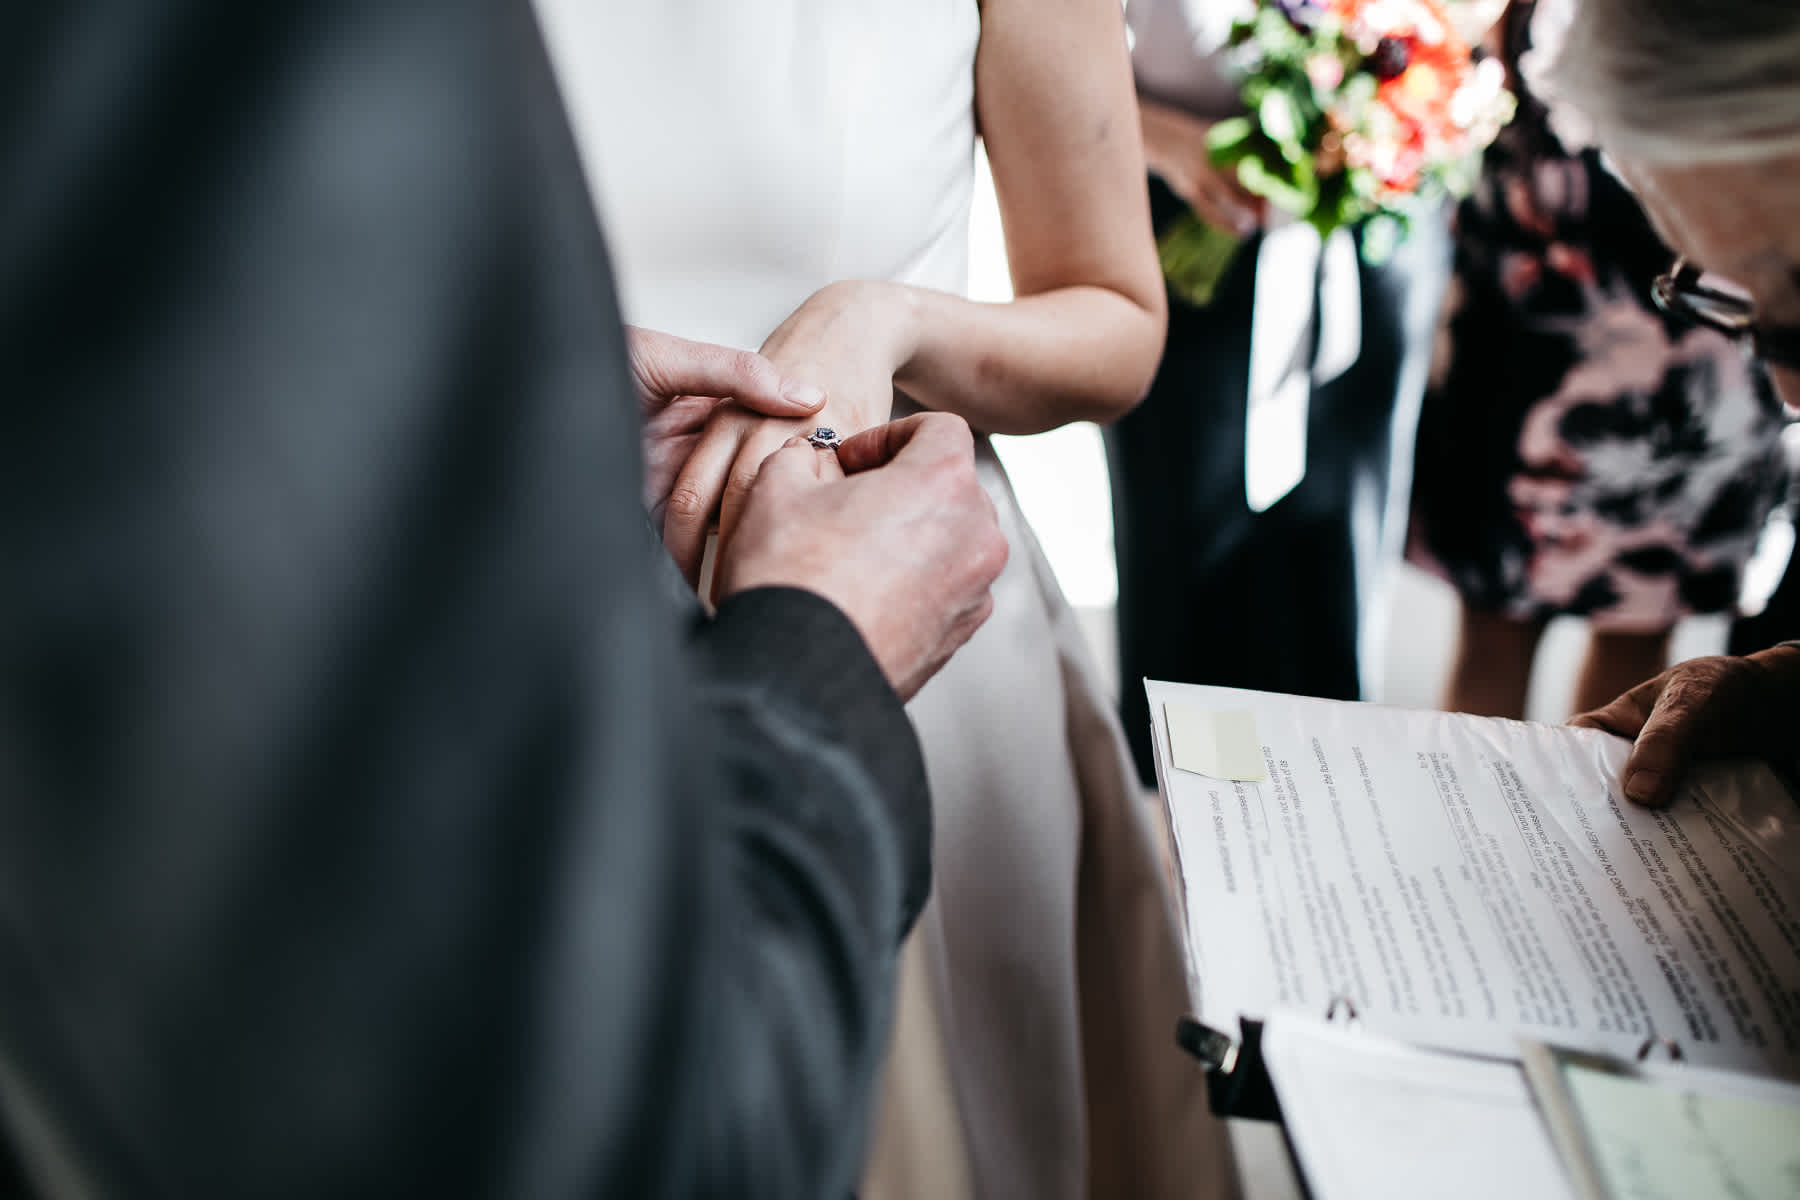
[664,483,712,524]
[971,526,1009,583]
[936,453,982,498]
[931,409,972,436]
[625,323,658,356]
[1659,662,1719,709]
[922,410,974,449]
[1695,653,1738,679]
[732,348,778,388]
[726,465,764,498]
[1640,687,1703,739]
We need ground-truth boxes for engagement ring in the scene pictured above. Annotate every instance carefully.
[807,426,842,450]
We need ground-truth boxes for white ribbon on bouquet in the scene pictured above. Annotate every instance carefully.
[1244,219,1362,512]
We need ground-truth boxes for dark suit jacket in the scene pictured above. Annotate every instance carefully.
[0,2,929,1195]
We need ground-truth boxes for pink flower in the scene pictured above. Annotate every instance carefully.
[1307,53,1346,92]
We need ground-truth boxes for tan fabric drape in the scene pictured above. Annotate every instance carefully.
[863,438,1241,1200]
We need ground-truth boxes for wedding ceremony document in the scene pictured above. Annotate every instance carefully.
[1148,680,1800,1077]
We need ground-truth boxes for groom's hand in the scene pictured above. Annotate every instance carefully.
[627,326,825,530]
[715,412,1007,701]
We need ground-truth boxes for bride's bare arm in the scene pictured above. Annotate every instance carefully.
[892,0,1166,435]
[660,0,1164,580]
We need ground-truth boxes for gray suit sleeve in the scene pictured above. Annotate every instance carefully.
[680,587,932,1195]
[0,2,927,1197]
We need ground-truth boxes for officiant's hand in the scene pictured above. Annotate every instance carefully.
[1571,643,1800,808]
[663,281,912,588]
[715,412,1007,700]
[627,326,827,532]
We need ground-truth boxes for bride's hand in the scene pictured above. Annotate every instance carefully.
[662,281,916,587]
[628,326,826,530]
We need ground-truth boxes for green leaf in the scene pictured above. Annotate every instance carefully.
[1253,6,1298,49]
[1258,90,1303,159]
[1237,153,1317,216]
[1205,116,1255,161]
[1289,146,1318,198]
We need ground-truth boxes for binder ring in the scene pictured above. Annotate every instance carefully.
[1323,995,1360,1025]
[1634,1034,1685,1062]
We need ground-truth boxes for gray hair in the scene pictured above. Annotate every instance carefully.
[1529,0,1800,165]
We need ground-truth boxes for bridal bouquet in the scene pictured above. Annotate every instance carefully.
[1159,0,1515,305]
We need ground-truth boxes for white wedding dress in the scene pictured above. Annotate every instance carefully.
[535,4,1232,1196]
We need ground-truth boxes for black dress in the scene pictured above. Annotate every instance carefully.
[1107,176,1452,785]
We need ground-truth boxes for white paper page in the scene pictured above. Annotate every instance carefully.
[1151,680,1800,1077]
[1263,1013,1573,1200]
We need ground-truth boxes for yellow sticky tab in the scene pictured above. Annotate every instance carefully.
[1164,703,1266,781]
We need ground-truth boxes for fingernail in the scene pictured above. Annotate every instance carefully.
[782,381,825,410]
[1624,769,1662,804]
[782,435,809,448]
[1233,213,1257,237]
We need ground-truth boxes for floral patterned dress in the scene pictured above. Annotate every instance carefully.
[1407,23,1790,632]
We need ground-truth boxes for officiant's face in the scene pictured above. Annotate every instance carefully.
[1617,153,1800,412]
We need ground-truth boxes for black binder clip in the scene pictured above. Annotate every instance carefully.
[1177,994,1360,1122]
[1175,1015,1281,1122]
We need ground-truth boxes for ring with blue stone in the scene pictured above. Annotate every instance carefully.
[807,426,842,450]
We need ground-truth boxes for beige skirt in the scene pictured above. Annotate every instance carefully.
[861,438,1241,1200]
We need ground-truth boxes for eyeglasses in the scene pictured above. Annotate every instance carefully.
[1651,258,1800,372]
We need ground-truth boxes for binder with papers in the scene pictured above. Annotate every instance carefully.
[1147,680,1800,1198]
